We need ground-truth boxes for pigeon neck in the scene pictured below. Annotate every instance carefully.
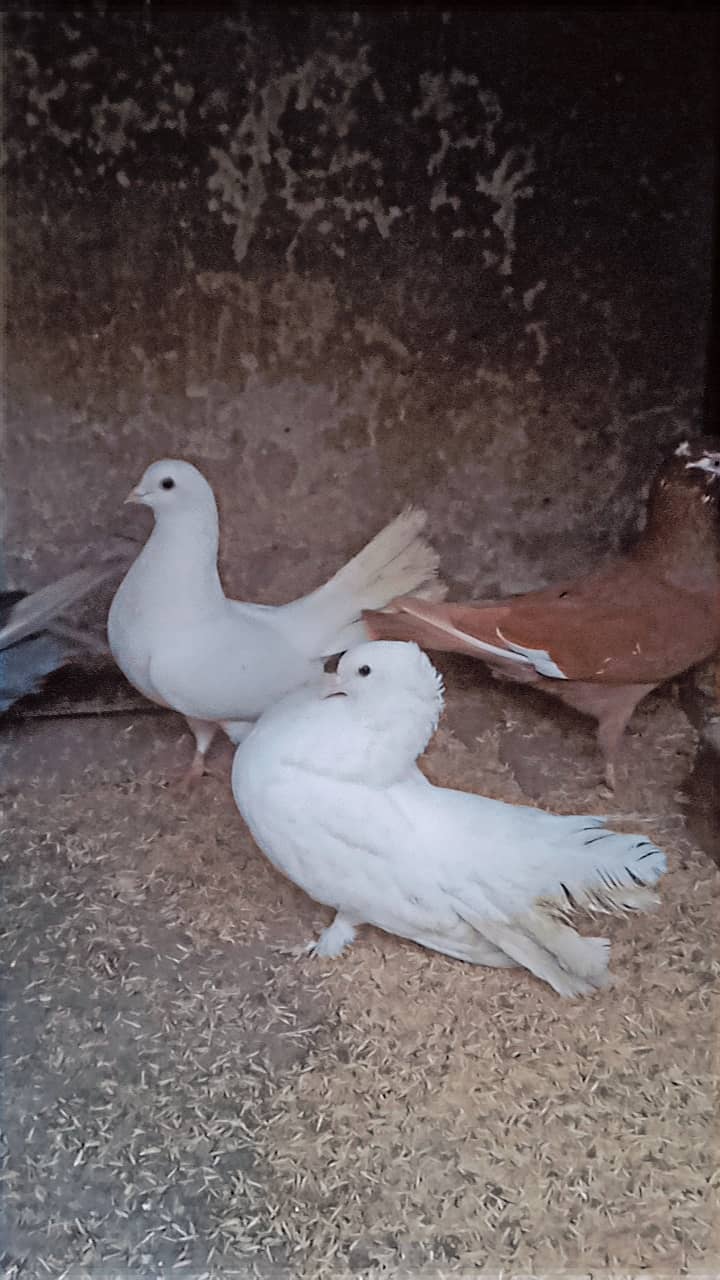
[359,692,438,765]
[147,505,225,607]
[636,478,720,590]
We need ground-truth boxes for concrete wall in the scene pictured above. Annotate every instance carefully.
[2,6,715,603]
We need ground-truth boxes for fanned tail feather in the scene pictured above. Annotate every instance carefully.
[540,832,667,918]
[284,510,446,657]
[448,825,666,997]
[520,831,665,993]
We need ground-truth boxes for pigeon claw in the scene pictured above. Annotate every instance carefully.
[291,940,323,960]
[296,916,358,958]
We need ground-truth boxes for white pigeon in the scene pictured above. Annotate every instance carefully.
[232,640,668,997]
[107,460,444,783]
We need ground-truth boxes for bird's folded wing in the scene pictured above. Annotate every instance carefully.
[237,768,461,928]
[364,589,719,684]
[147,609,310,722]
[0,565,121,651]
[376,780,664,909]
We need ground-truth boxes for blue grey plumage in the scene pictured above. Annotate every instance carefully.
[0,564,123,714]
[0,621,69,713]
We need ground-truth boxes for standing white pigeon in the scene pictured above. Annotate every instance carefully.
[232,640,668,997]
[108,461,443,784]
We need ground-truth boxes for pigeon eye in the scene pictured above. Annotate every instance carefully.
[161,477,175,491]
[358,664,371,677]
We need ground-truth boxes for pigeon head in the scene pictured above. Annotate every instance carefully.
[335,640,444,704]
[661,437,720,496]
[331,641,445,755]
[640,435,720,573]
[125,460,217,520]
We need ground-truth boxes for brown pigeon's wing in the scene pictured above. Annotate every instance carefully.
[362,559,632,663]
[363,597,554,680]
[365,589,720,685]
[489,594,719,683]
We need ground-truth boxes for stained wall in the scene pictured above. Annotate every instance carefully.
[2,7,715,601]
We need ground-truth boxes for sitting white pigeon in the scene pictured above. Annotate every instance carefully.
[232,640,668,997]
[108,461,443,785]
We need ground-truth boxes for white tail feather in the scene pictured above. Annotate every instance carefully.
[283,508,445,658]
[449,828,666,996]
[543,831,666,916]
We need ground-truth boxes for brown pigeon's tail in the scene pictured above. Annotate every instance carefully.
[362,596,501,659]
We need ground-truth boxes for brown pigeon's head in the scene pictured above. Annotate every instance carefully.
[643,436,720,560]
[661,437,720,496]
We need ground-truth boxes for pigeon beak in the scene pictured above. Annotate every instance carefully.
[124,487,147,505]
[323,673,348,699]
[686,455,720,477]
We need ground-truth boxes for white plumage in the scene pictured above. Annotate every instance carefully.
[232,640,667,997]
[108,460,443,782]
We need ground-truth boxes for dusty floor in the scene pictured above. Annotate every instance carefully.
[1,658,719,1278]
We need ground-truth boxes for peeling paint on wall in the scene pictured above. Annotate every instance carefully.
[1,6,714,601]
[204,54,536,275]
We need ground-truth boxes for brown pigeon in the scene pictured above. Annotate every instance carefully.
[364,436,720,788]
